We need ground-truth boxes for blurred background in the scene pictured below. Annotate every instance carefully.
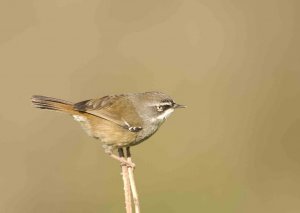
[0,0,299,212]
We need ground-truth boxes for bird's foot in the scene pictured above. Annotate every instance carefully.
[104,147,135,168]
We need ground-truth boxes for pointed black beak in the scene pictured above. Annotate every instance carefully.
[174,103,186,109]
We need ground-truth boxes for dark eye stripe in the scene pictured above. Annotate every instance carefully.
[157,104,171,112]
[156,99,174,112]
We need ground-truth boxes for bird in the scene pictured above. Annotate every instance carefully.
[31,91,185,166]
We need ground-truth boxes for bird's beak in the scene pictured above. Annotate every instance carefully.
[174,103,186,109]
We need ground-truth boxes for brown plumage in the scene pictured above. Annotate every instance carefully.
[31,92,185,150]
[31,95,75,113]
[31,95,138,147]
[31,92,185,167]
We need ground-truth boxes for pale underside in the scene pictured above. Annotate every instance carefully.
[72,107,174,148]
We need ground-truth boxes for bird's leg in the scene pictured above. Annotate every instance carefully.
[125,147,136,170]
[125,147,134,167]
[103,145,135,168]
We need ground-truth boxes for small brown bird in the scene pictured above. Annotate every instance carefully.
[31,91,185,166]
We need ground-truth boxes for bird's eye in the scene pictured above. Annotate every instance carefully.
[156,104,172,112]
[156,105,164,112]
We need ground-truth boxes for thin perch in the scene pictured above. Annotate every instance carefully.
[118,148,132,213]
[126,147,140,213]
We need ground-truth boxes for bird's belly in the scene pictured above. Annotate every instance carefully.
[73,114,137,147]
[73,114,161,148]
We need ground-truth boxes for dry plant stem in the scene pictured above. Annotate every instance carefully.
[126,147,140,213]
[118,148,132,213]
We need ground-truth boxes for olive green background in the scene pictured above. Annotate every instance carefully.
[0,0,299,212]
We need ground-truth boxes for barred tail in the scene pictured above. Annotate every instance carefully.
[31,95,76,114]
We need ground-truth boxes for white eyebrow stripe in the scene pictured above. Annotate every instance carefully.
[158,102,173,106]
[148,103,172,107]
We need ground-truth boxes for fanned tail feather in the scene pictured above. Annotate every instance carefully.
[31,95,75,114]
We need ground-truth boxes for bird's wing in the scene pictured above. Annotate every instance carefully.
[73,95,143,132]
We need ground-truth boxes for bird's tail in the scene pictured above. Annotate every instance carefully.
[31,95,77,114]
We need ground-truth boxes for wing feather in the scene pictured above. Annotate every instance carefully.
[73,95,143,131]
